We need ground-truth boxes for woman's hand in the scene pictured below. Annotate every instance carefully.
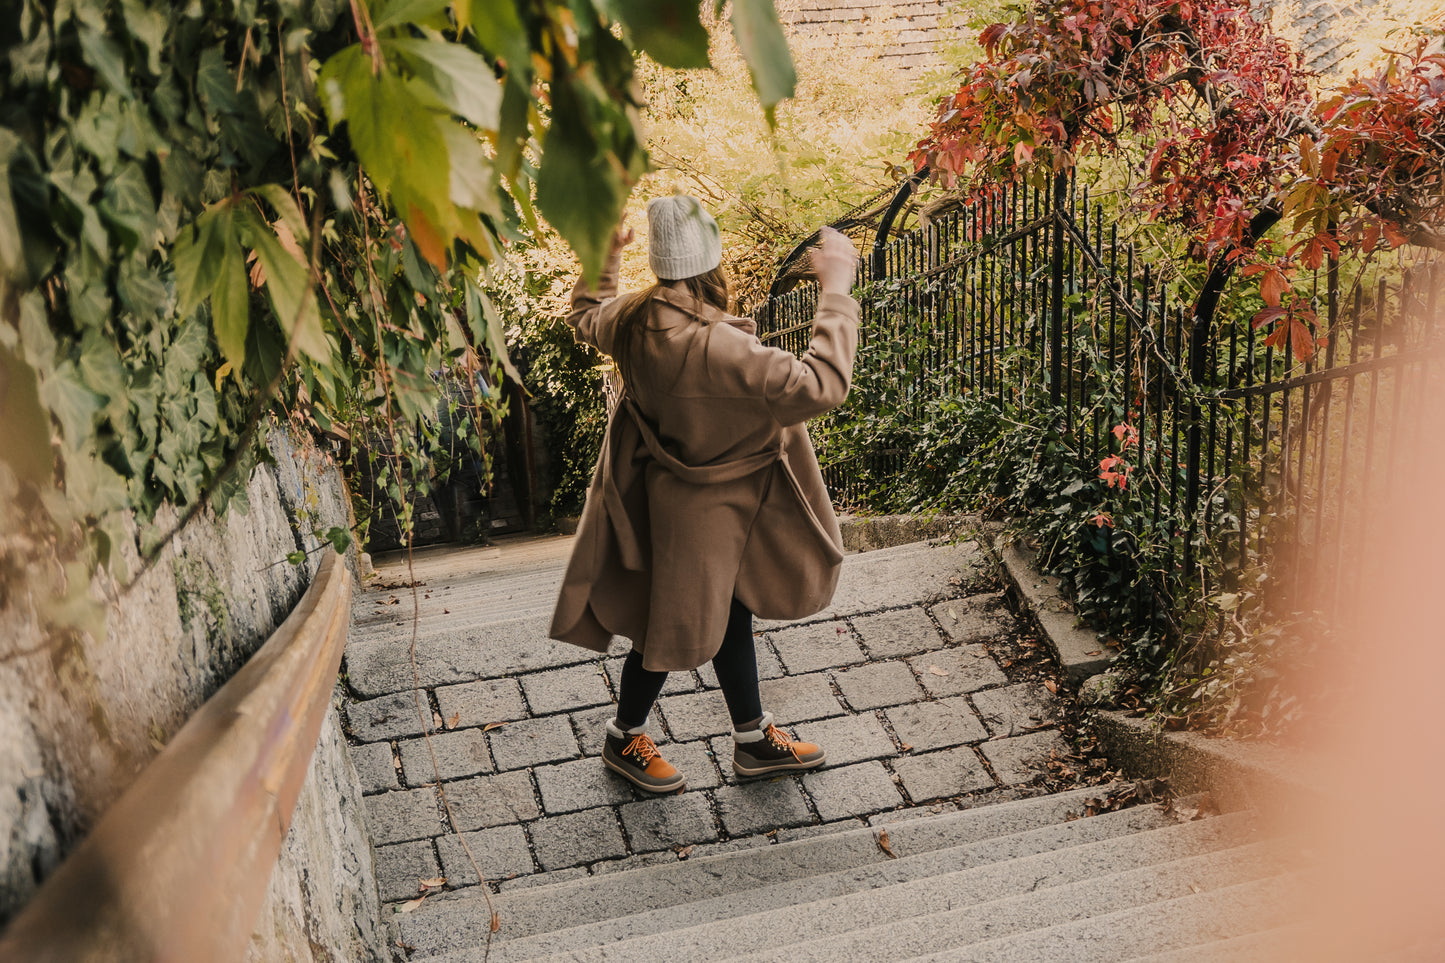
[810,226,858,296]
[612,223,636,253]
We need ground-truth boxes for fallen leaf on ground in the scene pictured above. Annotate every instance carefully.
[675,844,695,858]
[1044,679,1059,694]
[946,607,959,621]
[876,829,896,858]
[396,896,427,913]
[418,877,446,889]
[483,721,507,732]
[490,912,501,933]
[447,712,460,729]
[1085,649,1102,656]
[900,742,914,752]
[927,665,949,677]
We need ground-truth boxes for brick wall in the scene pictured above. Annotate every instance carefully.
[779,0,963,70]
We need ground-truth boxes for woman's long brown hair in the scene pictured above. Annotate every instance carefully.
[610,267,730,388]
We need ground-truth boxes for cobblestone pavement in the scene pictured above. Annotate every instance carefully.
[341,534,1086,906]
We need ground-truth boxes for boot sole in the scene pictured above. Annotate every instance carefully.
[732,752,827,779]
[602,750,687,793]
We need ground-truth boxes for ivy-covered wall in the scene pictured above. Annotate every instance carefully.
[0,432,382,960]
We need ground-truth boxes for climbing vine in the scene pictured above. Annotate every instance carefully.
[0,0,797,629]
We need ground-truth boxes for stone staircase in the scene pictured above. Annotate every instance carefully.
[389,784,1302,961]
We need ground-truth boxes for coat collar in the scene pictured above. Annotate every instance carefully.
[650,286,757,336]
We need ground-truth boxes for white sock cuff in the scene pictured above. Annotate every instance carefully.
[732,711,775,743]
[608,717,649,738]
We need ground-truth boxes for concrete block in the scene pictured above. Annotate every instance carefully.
[657,689,731,741]
[980,730,1071,786]
[530,810,629,870]
[346,615,597,698]
[618,793,720,852]
[587,851,676,876]
[991,536,1112,683]
[349,740,400,794]
[908,645,1009,697]
[365,787,443,845]
[803,761,905,821]
[443,771,540,831]
[759,672,846,723]
[373,839,440,903]
[521,662,613,715]
[836,514,969,553]
[832,660,925,710]
[774,819,868,843]
[397,729,493,786]
[893,746,994,802]
[887,697,989,751]
[714,778,814,836]
[851,605,947,658]
[345,691,436,742]
[487,715,580,770]
[792,713,897,767]
[498,866,589,891]
[769,620,867,673]
[929,600,1017,644]
[667,739,724,791]
[534,755,636,814]
[433,678,526,729]
[972,683,1062,737]
[572,703,617,756]
[434,823,534,885]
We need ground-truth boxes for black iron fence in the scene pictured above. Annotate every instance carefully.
[755,173,1443,617]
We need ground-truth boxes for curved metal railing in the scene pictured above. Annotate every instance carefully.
[0,550,353,962]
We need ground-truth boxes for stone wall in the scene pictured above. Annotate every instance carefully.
[779,0,963,70]
[0,430,383,960]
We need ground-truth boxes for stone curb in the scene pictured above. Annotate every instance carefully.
[977,523,1329,822]
[1088,712,1331,825]
[980,529,1111,684]
[836,513,970,554]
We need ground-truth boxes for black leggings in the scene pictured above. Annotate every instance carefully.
[616,597,763,730]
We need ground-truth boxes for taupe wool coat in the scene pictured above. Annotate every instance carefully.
[548,251,861,671]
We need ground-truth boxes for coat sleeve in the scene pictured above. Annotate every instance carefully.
[754,292,861,426]
[567,247,626,356]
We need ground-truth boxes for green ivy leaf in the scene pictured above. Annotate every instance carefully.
[196,45,240,116]
[249,184,311,247]
[386,37,502,129]
[437,120,501,216]
[40,361,105,450]
[370,0,451,31]
[333,57,450,207]
[245,212,329,362]
[616,0,711,69]
[535,78,627,285]
[726,0,795,127]
[172,206,230,317]
[211,229,250,373]
[78,24,133,98]
[467,0,527,73]
[120,0,168,77]
[98,162,157,255]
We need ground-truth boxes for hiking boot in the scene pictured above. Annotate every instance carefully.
[732,711,826,778]
[602,720,686,793]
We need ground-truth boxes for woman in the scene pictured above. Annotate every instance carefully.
[549,195,860,792]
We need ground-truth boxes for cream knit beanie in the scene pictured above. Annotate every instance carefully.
[646,195,722,280]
